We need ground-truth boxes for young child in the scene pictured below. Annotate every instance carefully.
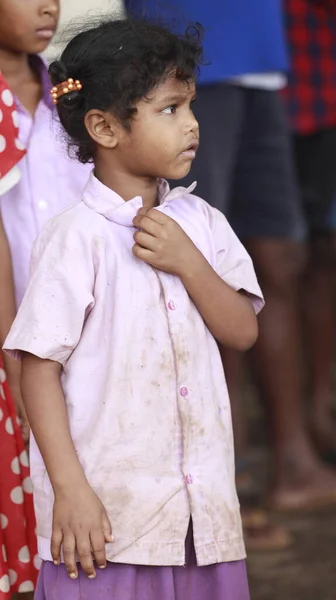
[4,19,264,600]
[0,0,90,436]
[0,72,37,600]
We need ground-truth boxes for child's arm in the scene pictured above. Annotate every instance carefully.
[133,208,259,350]
[21,352,113,579]
[0,214,30,440]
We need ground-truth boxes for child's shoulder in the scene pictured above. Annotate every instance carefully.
[36,200,106,249]
[173,184,230,230]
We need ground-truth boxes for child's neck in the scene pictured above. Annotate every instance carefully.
[95,165,159,209]
[0,48,42,115]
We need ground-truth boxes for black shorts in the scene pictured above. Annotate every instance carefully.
[293,127,336,235]
[185,84,336,239]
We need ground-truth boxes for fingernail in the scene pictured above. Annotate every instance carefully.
[53,560,60,566]
[98,564,106,569]
[70,573,78,580]
[88,574,96,579]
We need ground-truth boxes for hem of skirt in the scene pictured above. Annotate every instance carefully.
[38,535,246,567]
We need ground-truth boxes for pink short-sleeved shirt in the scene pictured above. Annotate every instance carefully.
[0,56,90,307]
[5,172,264,567]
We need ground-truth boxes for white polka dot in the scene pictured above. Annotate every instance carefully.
[0,514,8,529]
[2,544,7,562]
[18,581,34,592]
[12,110,19,128]
[11,457,20,475]
[2,89,14,107]
[19,450,29,467]
[23,477,33,494]
[15,138,25,151]
[0,408,3,422]
[0,575,10,593]
[0,108,3,123]
[10,486,24,505]
[0,135,6,153]
[18,545,30,563]
[9,569,17,585]
[5,417,14,435]
[0,368,6,383]
[33,554,42,570]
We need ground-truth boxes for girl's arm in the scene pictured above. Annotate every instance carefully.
[0,214,30,439]
[179,258,258,350]
[21,353,113,579]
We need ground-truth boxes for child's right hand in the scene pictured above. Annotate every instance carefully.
[51,482,114,579]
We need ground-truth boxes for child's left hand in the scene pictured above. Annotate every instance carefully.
[133,208,202,276]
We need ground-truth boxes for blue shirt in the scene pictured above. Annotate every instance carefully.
[125,0,289,84]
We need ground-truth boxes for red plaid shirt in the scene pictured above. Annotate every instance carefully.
[284,0,336,133]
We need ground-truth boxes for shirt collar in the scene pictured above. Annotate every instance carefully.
[82,170,197,226]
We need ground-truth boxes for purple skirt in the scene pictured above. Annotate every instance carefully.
[35,525,250,600]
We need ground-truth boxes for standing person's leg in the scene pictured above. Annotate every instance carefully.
[294,129,336,459]
[185,83,246,446]
[230,90,336,510]
[188,85,292,550]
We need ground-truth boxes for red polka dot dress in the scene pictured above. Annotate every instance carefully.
[0,73,38,598]
[0,73,25,194]
[0,359,39,598]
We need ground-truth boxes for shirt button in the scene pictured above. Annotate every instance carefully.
[185,474,193,485]
[167,299,176,311]
[38,200,48,211]
[180,386,189,397]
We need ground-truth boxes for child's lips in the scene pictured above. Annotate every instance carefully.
[180,142,199,159]
[36,27,56,40]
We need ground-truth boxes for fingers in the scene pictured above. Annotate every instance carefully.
[132,244,155,263]
[76,535,96,579]
[133,213,163,235]
[133,230,157,251]
[62,531,78,579]
[50,526,63,566]
[90,529,107,569]
[102,512,114,544]
[21,419,30,444]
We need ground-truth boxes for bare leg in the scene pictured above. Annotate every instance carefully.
[219,346,247,457]
[303,235,336,455]
[246,237,336,510]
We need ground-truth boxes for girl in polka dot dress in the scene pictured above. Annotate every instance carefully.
[0,72,38,599]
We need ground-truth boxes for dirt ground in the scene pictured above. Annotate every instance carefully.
[248,508,336,600]
[242,438,336,600]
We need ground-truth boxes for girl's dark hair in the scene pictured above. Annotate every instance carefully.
[49,19,203,163]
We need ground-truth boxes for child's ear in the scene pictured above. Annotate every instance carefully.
[84,109,121,149]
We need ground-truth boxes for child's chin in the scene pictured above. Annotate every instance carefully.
[169,165,193,181]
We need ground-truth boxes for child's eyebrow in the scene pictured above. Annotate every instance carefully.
[158,91,196,105]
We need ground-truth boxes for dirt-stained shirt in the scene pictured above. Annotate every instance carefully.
[4,172,264,566]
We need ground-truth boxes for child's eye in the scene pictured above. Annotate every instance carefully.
[161,105,177,115]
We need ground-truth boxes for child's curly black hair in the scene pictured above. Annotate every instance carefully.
[49,19,203,164]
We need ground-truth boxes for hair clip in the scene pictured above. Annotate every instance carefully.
[50,78,83,104]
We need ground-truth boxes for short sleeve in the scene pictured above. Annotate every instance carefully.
[210,206,264,314]
[3,214,95,365]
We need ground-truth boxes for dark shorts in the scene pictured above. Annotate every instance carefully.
[185,84,336,239]
[294,127,336,234]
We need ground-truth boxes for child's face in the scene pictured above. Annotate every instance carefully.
[122,76,199,181]
[0,0,59,55]
[94,75,199,182]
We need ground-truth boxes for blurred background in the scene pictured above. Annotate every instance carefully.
[53,1,336,599]
[11,0,336,598]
